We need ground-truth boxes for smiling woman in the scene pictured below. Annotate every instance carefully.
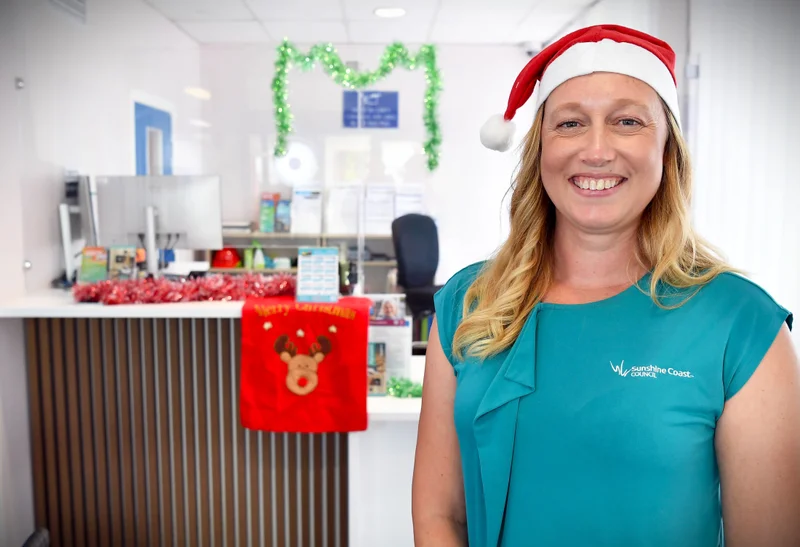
[412,24,800,547]
[540,75,670,233]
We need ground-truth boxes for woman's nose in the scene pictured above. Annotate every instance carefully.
[578,125,616,167]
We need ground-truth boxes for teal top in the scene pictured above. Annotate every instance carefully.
[434,263,793,547]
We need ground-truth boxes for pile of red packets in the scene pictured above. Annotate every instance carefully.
[73,273,296,305]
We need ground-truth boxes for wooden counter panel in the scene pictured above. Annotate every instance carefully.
[25,317,348,547]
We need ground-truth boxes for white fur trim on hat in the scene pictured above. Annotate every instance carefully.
[534,39,682,130]
[480,113,517,152]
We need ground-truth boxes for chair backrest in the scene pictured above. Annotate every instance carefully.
[391,213,439,289]
[22,528,50,547]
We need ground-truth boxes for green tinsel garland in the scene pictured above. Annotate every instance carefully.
[271,40,443,171]
[386,377,423,398]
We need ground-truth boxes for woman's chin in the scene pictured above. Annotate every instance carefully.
[561,208,631,234]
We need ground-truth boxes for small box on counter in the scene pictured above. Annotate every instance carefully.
[367,342,387,395]
[78,247,108,283]
[275,198,291,232]
[108,246,137,280]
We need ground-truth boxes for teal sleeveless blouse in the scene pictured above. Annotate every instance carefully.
[433,263,792,547]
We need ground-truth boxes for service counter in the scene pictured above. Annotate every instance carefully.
[0,291,422,547]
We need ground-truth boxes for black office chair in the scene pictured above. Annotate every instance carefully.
[391,213,444,317]
[21,528,49,547]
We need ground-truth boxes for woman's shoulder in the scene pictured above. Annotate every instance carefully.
[433,261,487,360]
[698,272,792,324]
[693,272,793,400]
[436,261,487,300]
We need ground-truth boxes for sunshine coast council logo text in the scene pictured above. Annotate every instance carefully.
[610,361,694,379]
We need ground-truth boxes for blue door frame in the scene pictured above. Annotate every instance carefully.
[135,102,173,175]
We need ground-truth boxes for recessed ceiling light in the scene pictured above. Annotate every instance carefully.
[374,7,406,18]
[184,87,211,100]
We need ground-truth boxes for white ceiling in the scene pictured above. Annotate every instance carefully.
[143,0,600,46]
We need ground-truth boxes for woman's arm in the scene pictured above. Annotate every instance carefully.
[716,325,800,546]
[412,317,468,546]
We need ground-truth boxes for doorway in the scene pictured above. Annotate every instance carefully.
[135,102,172,175]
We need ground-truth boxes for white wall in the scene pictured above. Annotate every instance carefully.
[0,0,206,543]
[12,0,205,292]
[577,0,799,342]
[0,2,39,543]
[201,43,534,284]
[689,0,799,343]
[0,0,29,302]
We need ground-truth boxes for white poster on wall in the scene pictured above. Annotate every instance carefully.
[326,185,361,235]
[291,186,323,234]
[394,184,426,218]
[364,184,395,235]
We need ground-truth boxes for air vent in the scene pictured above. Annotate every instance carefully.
[50,0,86,22]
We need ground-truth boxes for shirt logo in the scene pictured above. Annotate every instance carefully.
[610,360,694,379]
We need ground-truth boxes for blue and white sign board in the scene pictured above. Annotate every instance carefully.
[342,90,399,129]
[296,247,340,303]
[343,90,359,128]
[361,91,398,128]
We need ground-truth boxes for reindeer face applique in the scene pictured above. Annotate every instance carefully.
[274,334,332,396]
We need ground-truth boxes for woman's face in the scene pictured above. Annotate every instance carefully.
[540,72,670,234]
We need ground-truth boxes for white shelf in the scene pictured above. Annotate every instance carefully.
[222,231,318,239]
[0,290,245,318]
[208,267,298,274]
[222,231,393,240]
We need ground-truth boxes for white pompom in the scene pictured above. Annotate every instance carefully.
[479,113,516,152]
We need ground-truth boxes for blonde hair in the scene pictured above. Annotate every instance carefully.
[452,103,735,361]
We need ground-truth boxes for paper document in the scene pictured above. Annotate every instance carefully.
[326,185,361,235]
[394,184,426,218]
[291,186,323,234]
[364,184,395,235]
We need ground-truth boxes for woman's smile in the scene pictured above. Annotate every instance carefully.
[569,175,627,197]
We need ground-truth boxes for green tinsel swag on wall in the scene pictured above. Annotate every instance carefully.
[271,40,443,171]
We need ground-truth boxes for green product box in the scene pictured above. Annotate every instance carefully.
[259,193,279,233]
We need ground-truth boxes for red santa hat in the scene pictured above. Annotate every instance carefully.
[480,24,681,152]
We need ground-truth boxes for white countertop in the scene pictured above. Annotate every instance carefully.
[0,291,426,420]
[367,396,422,421]
[0,289,246,318]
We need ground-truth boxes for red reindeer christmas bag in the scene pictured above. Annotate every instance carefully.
[240,296,371,433]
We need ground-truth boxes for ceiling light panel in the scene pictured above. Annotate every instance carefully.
[343,0,436,21]
[374,7,406,18]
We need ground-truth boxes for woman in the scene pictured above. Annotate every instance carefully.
[411,25,800,547]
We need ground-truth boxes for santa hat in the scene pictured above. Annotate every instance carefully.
[480,24,681,152]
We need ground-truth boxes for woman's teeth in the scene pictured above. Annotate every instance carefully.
[571,177,624,191]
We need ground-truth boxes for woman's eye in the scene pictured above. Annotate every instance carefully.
[558,121,580,129]
[618,118,641,126]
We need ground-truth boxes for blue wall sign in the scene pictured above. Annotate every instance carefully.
[361,91,398,128]
[342,90,399,129]
[343,90,359,128]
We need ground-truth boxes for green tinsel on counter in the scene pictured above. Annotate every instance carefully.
[271,40,443,171]
[386,377,423,398]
